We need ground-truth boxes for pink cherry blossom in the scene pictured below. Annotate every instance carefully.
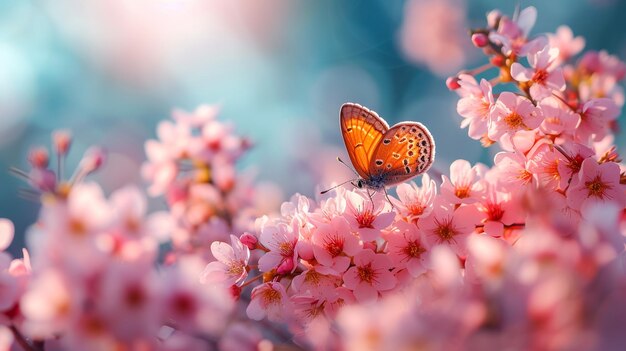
[555,142,595,183]
[343,191,395,241]
[566,158,626,211]
[246,282,292,322]
[159,257,234,335]
[0,219,14,252]
[579,50,626,81]
[342,250,397,303]
[488,6,546,57]
[200,234,250,286]
[309,187,347,226]
[172,105,219,126]
[141,140,178,196]
[441,159,486,204]
[488,92,543,140]
[384,220,430,277]
[579,73,624,107]
[419,200,481,256]
[20,269,81,339]
[511,45,566,100]
[399,0,467,75]
[548,26,585,65]
[96,261,159,341]
[527,142,569,190]
[575,98,620,142]
[311,217,361,274]
[493,151,534,191]
[465,234,510,285]
[290,263,342,302]
[109,185,172,242]
[456,75,495,139]
[538,96,581,137]
[476,185,525,238]
[393,173,437,222]
[257,219,298,274]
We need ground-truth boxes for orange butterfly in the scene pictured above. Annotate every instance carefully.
[323,102,435,194]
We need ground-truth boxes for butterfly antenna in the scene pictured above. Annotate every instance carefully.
[336,157,361,177]
[320,178,355,195]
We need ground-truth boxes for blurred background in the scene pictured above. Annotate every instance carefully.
[1,0,625,248]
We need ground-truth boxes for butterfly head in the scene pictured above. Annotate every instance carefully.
[351,179,364,189]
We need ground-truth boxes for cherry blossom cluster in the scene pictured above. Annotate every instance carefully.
[200,6,626,349]
[142,105,260,260]
[0,114,274,350]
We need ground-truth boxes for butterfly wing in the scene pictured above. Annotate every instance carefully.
[369,121,435,186]
[340,103,389,178]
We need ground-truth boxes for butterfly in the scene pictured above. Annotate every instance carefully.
[322,102,435,195]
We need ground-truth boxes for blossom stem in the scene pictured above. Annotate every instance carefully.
[57,154,61,182]
[240,273,265,289]
[461,63,494,77]
[10,325,42,351]
[488,77,500,87]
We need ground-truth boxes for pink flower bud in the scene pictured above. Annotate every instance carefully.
[229,284,242,301]
[490,55,505,67]
[276,257,295,274]
[29,168,56,192]
[28,147,49,169]
[240,232,258,250]
[471,33,488,48]
[79,147,107,174]
[446,76,461,90]
[52,130,72,156]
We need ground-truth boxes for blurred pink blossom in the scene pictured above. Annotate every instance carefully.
[399,0,468,75]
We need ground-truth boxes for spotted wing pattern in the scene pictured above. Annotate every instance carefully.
[369,121,435,186]
[340,103,389,178]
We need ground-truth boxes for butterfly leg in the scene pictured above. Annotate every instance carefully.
[366,188,376,211]
[383,187,395,210]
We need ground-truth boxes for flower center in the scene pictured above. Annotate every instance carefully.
[278,241,294,257]
[228,261,244,277]
[585,175,609,198]
[436,227,455,240]
[323,234,344,257]
[69,218,87,236]
[261,286,282,306]
[403,241,426,260]
[357,263,376,284]
[407,203,425,216]
[304,270,321,285]
[568,155,585,174]
[503,112,526,129]
[433,218,458,241]
[544,159,560,183]
[173,293,196,315]
[532,69,548,84]
[455,186,471,199]
[518,169,533,184]
[479,101,491,118]
[125,284,146,308]
[356,209,376,228]
[485,202,504,221]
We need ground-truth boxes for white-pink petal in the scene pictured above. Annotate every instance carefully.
[0,219,14,251]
